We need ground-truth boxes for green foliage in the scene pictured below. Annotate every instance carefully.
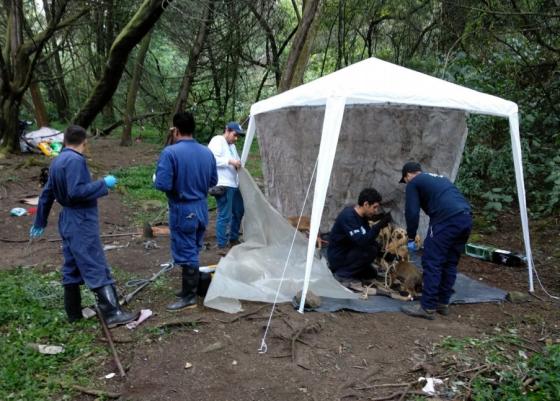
[116,164,166,204]
[0,268,104,400]
[132,124,168,145]
[437,326,560,400]
[471,345,560,401]
[114,138,262,223]
[439,330,524,365]
[241,137,263,179]
[481,188,514,220]
[115,164,217,224]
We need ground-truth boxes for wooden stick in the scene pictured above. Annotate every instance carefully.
[95,306,126,377]
[215,304,270,324]
[51,379,121,399]
[355,382,416,391]
[369,390,425,401]
[530,292,546,302]
[398,385,411,401]
[464,366,490,400]
[48,232,141,242]
[291,322,321,363]
[70,385,121,399]
[441,364,488,379]
[154,317,206,329]
[0,237,29,243]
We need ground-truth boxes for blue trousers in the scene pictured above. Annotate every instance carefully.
[169,199,208,268]
[421,212,472,310]
[329,246,378,280]
[215,187,244,247]
[59,208,114,289]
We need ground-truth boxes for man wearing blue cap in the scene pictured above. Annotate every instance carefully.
[399,162,472,320]
[208,122,246,255]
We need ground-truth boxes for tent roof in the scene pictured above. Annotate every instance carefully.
[250,57,518,118]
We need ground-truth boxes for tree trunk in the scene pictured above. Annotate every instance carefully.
[29,81,49,127]
[73,0,173,129]
[42,0,70,121]
[278,0,322,92]
[121,31,152,146]
[248,2,281,87]
[0,96,23,155]
[52,50,70,121]
[0,0,85,153]
[173,0,214,115]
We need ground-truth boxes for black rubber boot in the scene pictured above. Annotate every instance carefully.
[197,272,211,297]
[167,266,199,311]
[64,284,83,323]
[94,285,138,328]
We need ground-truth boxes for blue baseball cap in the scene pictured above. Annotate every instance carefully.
[399,161,422,183]
[226,121,245,135]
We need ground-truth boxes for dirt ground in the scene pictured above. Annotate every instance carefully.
[1,137,559,401]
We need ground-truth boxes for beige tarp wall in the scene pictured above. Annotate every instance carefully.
[255,104,468,238]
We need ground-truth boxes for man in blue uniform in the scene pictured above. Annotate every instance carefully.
[327,188,391,285]
[30,125,137,327]
[399,162,473,319]
[155,112,217,311]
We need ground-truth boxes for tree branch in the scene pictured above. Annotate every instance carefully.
[73,0,173,128]
[97,111,169,136]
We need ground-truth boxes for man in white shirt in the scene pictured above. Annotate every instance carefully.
[208,122,245,254]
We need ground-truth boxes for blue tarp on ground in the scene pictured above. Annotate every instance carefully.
[301,251,508,313]
[309,273,507,313]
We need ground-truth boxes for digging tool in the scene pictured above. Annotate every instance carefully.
[120,263,174,306]
[95,306,126,377]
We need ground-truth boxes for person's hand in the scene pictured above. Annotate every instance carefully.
[29,225,44,239]
[103,175,117,189]
[229,159,241,169]
[407,239,418,251]
[377,212,392,228]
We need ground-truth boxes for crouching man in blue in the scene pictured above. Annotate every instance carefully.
[399,162,473,320]
[327,188,391,286]
[155,112,217,311]
[30,125,137,327]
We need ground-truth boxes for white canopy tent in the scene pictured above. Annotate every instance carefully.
[239,57,535,313]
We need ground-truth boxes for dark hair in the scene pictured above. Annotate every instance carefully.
[357,188,382,206]
[173,112,195,135]
[64,125,87,146]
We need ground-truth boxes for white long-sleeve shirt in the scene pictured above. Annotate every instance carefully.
[208,135,240,188]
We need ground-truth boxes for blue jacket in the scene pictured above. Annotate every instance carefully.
[155,139,217,203]
[35,148,108,228]
[327,206,381,267]
[405,172,471,239]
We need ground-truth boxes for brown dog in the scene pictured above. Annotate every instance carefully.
[287,215,325,249]
[389,261,423,298]
[287,215,311,232]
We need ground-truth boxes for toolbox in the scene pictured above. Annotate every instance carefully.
[465,243,525,267]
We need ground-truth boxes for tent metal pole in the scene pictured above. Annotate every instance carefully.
[508,113,534,292]
[240,115,256,165]
[299,97,347,313]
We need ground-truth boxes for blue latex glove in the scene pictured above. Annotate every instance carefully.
[29,225,44,239]
[407,240,418,251]
[103,175,117,189]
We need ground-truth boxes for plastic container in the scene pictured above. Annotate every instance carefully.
[50,142,62,156]
[491,249,525,267]
[465,243,494,260]
[465,243,525,267]
[37,142,53,156]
